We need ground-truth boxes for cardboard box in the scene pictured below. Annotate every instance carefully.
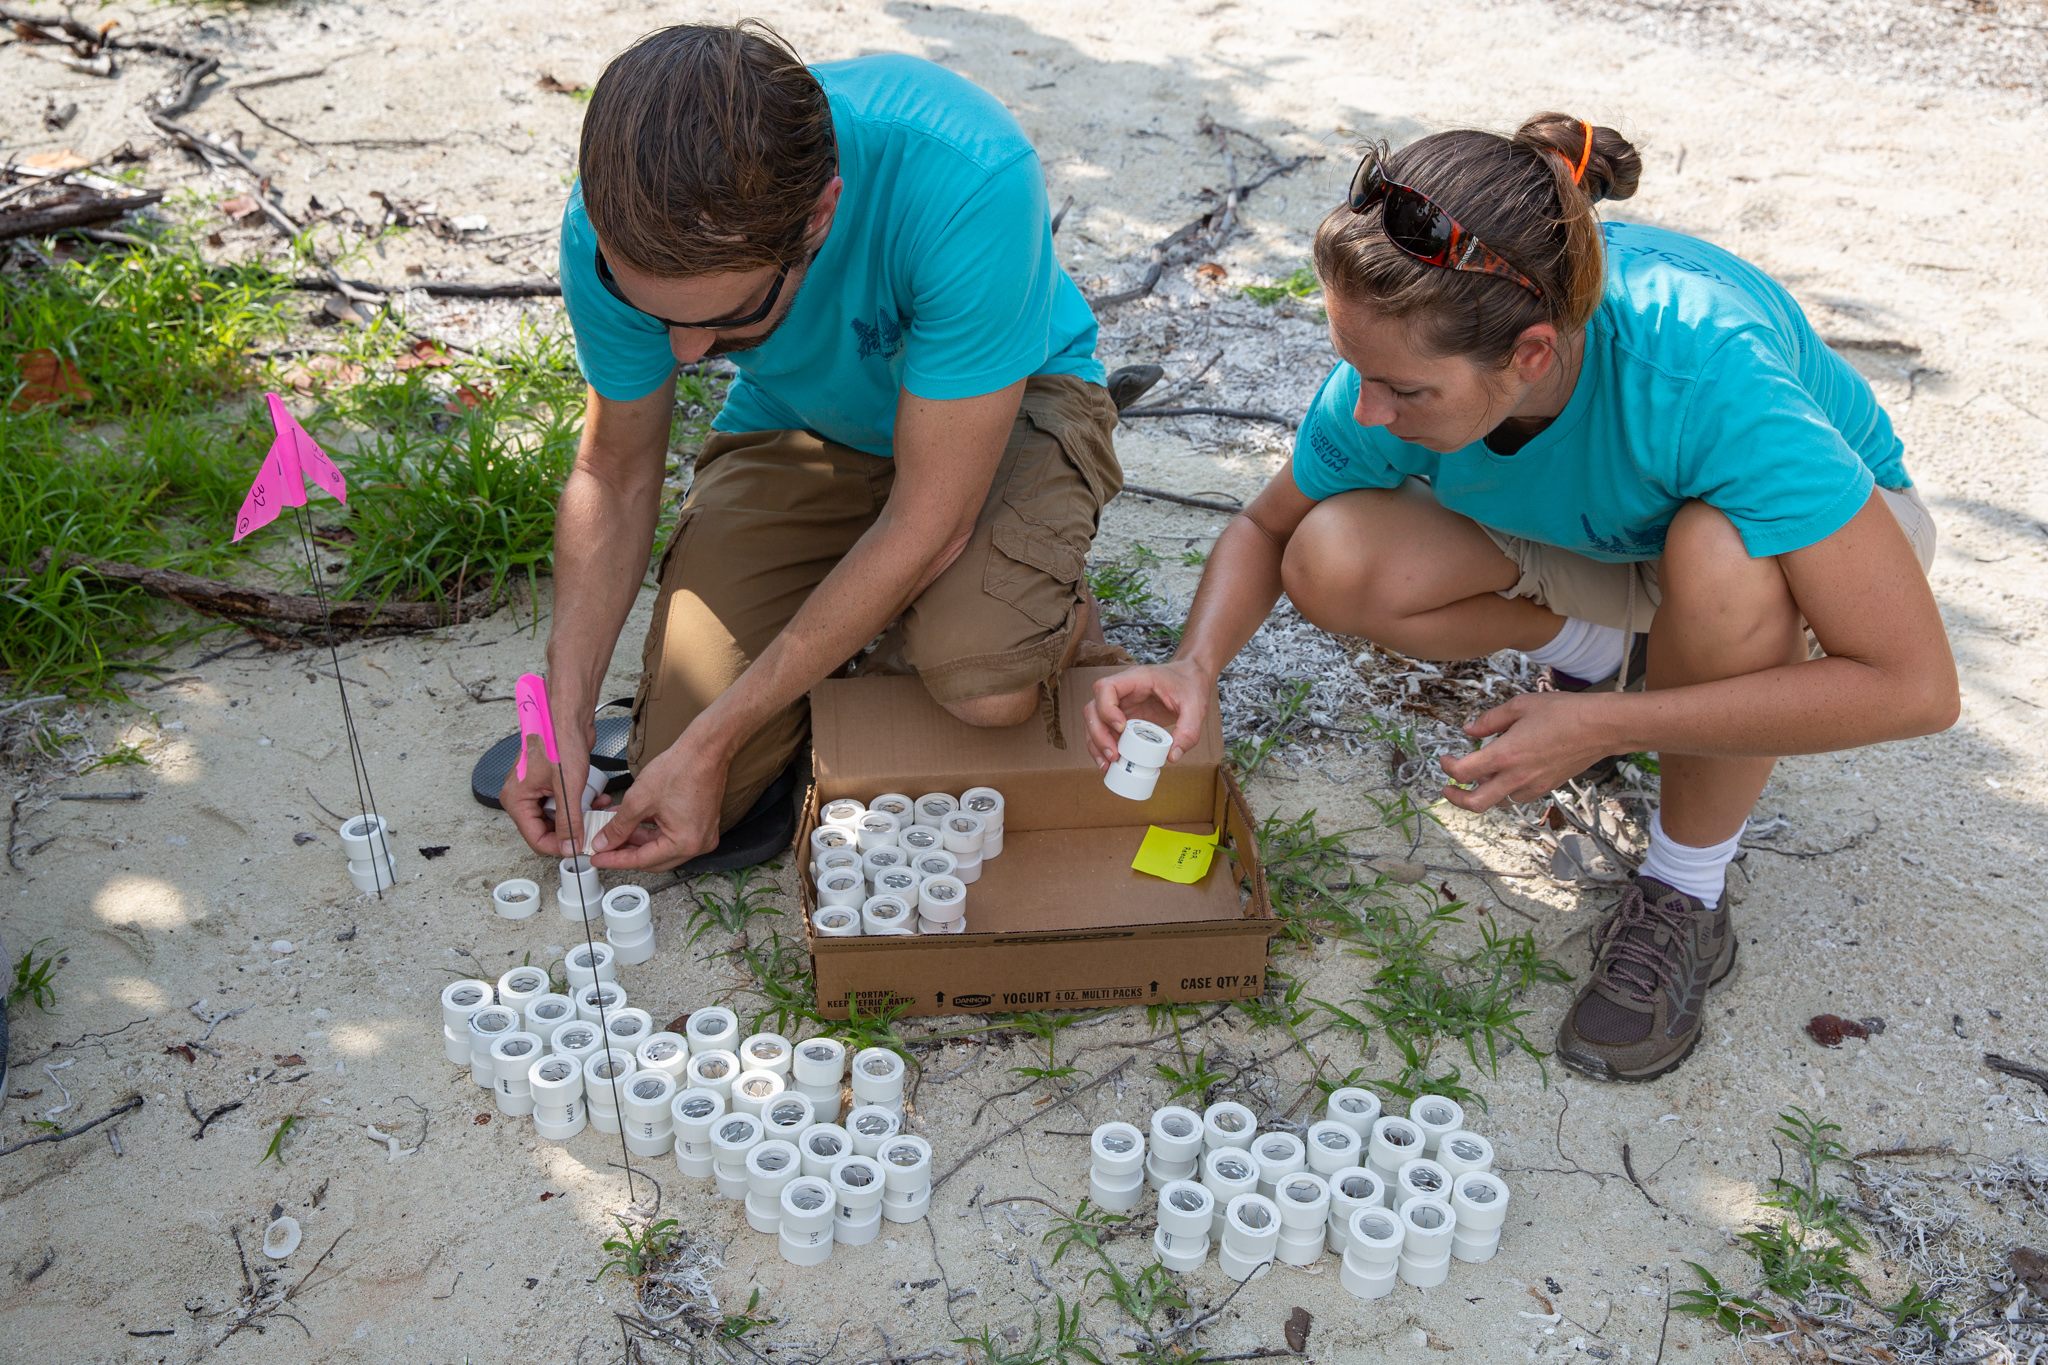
[800,666,1273,1019]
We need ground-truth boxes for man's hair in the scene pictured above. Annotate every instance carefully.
[578,21,836,277]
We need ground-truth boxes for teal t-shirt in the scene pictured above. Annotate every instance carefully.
[1291,221,1911,561]
[558,54,1103,456]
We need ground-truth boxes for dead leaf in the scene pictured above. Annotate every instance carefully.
[1805,1013,1871,1048]
[277,354,366,392]
[2006,1246,2048,1297]
[447,383,492,411]
[392,338,453,372]
[1424,1332,1453,1352]
[1526,1286,1555,1314]
[9,349,92,411]
[535,72,586,95]
[273,1053,306,1067]
[1284,1307,1312,1353]
[218,194,264,223]
[21,148,89,174]
[1194,261,1228,283]
[164,1044,197,1065]
[474,1113,491,1125]
[539,1190,560,1201]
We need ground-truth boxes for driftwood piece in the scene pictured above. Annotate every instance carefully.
[0,191,164,241]
[286,275,562,300]
[33,550,452,632]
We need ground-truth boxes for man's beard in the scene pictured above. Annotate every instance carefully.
[702,252,814,358]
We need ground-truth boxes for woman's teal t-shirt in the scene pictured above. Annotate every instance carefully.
[1291,221,1910,562]
[559,53,1103,457]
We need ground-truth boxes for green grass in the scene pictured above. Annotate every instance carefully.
[1676,1108,1948,1346]
[260,1114,299,1165]
[1256,808,1569,1106]
[956,1297,1100,1365]
[2,228,728,703]
[7,942,65,1011]
[1005,1011,1085,1092]
[1,228,294,418]
[684,867,784,946]
[596,1215,681,1281]
[1240,264,1321,306]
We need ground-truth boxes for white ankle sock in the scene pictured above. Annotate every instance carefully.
[1524,616,1627,684]
[1639,811,1745,908]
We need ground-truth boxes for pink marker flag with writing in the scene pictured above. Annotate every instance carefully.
[231,392,348,542]
[513,673,560,781]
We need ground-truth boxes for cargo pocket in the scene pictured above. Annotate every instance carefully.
[982,432,1102,631]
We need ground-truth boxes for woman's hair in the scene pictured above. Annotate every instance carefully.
[579,21,836,277]
[1313,113,1642,365]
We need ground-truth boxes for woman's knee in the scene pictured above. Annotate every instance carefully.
[1281,495,1394,631]
[1656,501,1801,654]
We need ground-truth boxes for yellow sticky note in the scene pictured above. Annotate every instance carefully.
[1132,826,1220,884]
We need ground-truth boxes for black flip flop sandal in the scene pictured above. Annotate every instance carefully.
[470,697,636,810]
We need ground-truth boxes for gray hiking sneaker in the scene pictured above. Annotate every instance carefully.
[1556,874,1736,1082]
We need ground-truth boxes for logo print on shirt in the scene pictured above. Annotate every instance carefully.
[1579,514,1666,559]
[851,313,905,362]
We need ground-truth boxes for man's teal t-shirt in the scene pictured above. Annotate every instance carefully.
[558,54,1103,457]
[1291,221,1911,562]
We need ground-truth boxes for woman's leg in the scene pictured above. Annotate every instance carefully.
[1280,482,1565,658]
[1647,501,1808,846]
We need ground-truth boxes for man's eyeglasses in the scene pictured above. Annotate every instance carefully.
[594,245,789,331]
[1348,149,1543,301]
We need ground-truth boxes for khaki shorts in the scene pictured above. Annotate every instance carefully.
[629,373,1122,829]
[1477,483,1937,635]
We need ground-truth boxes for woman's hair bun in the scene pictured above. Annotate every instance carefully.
[1514,113,1641,204]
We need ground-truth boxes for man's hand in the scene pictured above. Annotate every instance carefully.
[587,726,729,871]
[503,700,600,858]
[1437,692,1615,811]
[1083,660,1213,771]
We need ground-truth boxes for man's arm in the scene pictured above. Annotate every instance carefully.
[590,379,1026,869]
[504,381,674,855]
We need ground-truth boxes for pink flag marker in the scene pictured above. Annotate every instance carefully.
[513,673,560,781]
[232,392,348,542]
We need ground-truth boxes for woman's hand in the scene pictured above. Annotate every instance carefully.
[1083,660,1215,771]
[1437,692,1616,811]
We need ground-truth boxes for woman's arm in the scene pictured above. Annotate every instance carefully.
[1594,490,1958,756]
[1441,491,1958,808]
[1083,467,1320,766]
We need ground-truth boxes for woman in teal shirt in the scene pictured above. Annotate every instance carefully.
[1086,113,1957,1083]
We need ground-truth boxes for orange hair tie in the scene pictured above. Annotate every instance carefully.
[1570,120,1594,186]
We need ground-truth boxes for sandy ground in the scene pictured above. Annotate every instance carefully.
[3,1,2046,1361]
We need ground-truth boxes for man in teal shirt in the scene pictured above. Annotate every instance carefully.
[501,22,1125,871]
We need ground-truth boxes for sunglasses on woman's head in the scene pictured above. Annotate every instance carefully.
[594,245,789,331]
[1347,151,1543,301]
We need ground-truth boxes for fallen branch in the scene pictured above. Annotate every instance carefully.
[35,549,456,632]
[932,1057,1132,1192]
[56,790,145,802]
[0,1094,143,1156]
[1086,126,1317,312]
[1985,1052,2048,1097]
[185,1091,243,1140]
[1117,483,1243,514]
[1120,403,1297,429]
[0,191,164,241]
[284,274,561,299]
